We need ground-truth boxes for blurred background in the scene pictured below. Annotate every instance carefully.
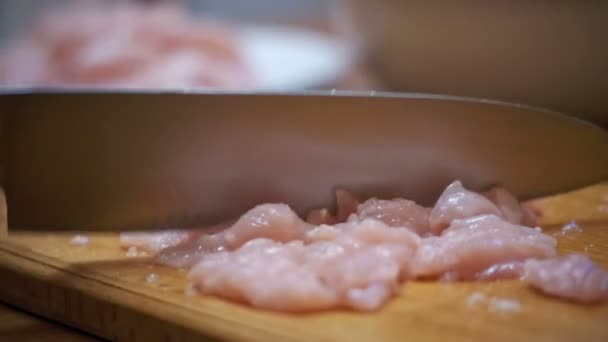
[0,0,606,125]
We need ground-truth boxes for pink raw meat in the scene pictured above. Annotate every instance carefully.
[429,181,502,234]
[188,218,419,312]
[119,221,230,254]
[116,179,605,312]
[157,204,312,268]
[523,254,608,303]
[0,3,254,89]
[412,214,557,280]
[483,187,538,227]
[351,197,431,235]
[475,261,526,281]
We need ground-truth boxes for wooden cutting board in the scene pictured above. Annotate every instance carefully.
[0,184,607,342]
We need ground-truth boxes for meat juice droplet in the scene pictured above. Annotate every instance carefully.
[488,297,522,313]
[70,235,90,246]
[466,292,487,307]
[126,246,139,257]
[146,273,159,283]
[560,220,583,235]
[184,283,198,297]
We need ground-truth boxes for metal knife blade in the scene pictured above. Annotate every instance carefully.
[1,89,607,230]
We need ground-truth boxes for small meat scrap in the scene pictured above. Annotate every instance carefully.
[429,181,502,234]
[523,254,608,303]
[483,186,538,226]
[306,189,359,225]
[351,197,431,235]
[120,230,192,253]
[412,215,557,280]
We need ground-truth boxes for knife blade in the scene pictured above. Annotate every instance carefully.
[1,89,607,230]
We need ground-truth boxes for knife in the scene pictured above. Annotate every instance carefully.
[1,89,607,231]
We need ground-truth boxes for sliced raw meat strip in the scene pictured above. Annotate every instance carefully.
[413,214,557,280]
[352,197,431,235]
[157,204,311,268]
[523,254,608,303]
[429,181,502,234]
[475,261,525,281]
[483,186,538,226]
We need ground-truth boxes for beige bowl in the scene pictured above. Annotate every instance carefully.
[345,1,608,126]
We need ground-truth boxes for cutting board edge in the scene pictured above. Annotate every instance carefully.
[0,241,306,342]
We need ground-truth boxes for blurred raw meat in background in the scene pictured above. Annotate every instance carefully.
[0,3,255,89]
[0,0,363,90]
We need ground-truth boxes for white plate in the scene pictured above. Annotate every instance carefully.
[238,26,354,90]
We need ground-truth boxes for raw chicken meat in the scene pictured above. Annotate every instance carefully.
[190,239,337,311]
[523,254,608,303]
[475,261,525,281]
[413,215,557,280]
[351,197,431,235]
[188,219,419,312]
[483,186,538,226]
[157,204,312,268]
[119,179,602,312]
[429,181,539,234]
[0,3,254,89]
[119,221,230,254]
[429,181,502,234]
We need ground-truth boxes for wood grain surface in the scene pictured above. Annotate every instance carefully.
[0,183,607,342]
[0,302,98,342]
